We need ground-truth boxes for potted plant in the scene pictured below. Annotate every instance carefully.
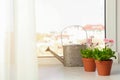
[80,36,97,72]
[80,48,96,72]
[93,39,116,76]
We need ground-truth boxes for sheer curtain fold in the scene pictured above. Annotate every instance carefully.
[0,0,38,80]
[14,0,38,80]
[0,0,13,80]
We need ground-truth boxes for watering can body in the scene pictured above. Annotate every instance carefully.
[63,44,86,67]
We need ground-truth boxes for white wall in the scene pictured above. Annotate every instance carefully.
[106,0,116,51]
[106,0,118,63]
[117,0,120,63]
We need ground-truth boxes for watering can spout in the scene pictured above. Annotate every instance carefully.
[45,47,64,64]
[46,47,50,51]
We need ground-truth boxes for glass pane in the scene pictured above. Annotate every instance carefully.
[35,0,105,57]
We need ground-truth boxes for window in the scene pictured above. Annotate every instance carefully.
[35,0,105,57]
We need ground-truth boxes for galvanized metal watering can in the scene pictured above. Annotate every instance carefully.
[46,25,87,67]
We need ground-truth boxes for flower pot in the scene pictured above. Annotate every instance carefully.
[82,58,96,72]
[95,59,113,76]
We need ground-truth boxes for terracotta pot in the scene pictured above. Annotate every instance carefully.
[95,59,113,76]
[82,58,96,72]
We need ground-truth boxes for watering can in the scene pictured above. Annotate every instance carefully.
[46,25,87,67]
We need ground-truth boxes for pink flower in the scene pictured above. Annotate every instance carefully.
[104,39,114,48]
[84,36,114,49]
[104,39,109,43]
[109,39,114,43]
[87,38,92,44]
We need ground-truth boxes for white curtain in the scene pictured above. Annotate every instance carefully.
[0,0,38,80]
[0,0,13,80]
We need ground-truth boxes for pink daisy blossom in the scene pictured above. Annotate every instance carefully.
[87,38,92,44]
[109,39,114,43]
[104,39,109,43]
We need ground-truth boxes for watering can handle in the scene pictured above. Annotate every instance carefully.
[60,25,88,46]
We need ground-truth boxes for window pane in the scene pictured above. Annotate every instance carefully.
[35,0,105,57]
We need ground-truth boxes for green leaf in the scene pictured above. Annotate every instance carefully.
[93,47,117,61]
